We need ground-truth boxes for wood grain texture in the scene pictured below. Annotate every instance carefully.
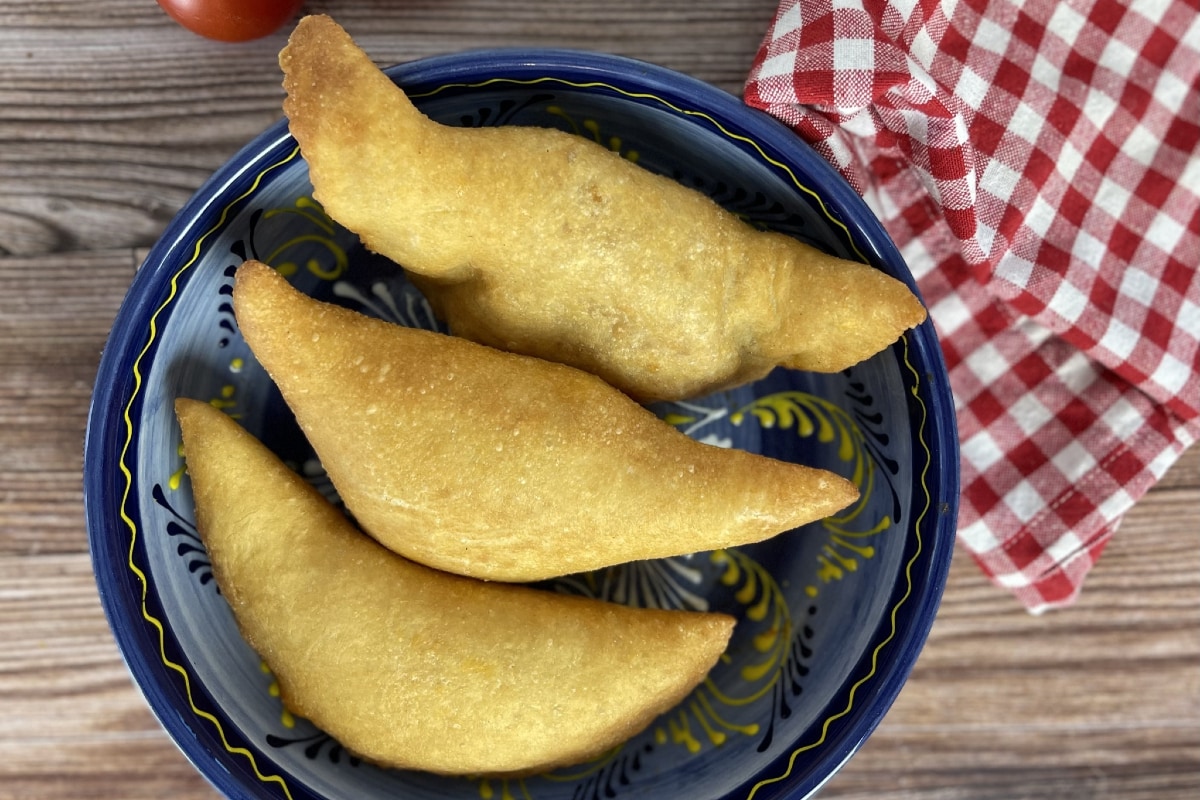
[1,1,1197,799]
[821,473,1200,799]
[0,0,774,256]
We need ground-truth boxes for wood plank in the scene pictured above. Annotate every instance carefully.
[0,530,1193,798]
[0,252,131,555]
[2,470,1196,798]
[0,552,218,798]
[1156,440,1200,489]
[822,726,1200,800]
[821,474,1200,797]
[0,562,148,739]
[2,3,1198,799]
[0,1,775,92]
[0,1,775,257]
[0,742,219,800]
[0,252,132,357]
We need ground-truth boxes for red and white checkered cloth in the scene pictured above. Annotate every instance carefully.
[745,0,1200,612]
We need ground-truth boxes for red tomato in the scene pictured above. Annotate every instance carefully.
[156,0,304,43]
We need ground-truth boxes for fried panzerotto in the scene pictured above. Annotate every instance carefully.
[232,260,858,582]
[279,15,928,403]
[175,398,734,776]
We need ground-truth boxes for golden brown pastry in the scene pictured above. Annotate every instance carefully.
[279,15,928,403]
[175,398,734,776]
[232,260,858,582]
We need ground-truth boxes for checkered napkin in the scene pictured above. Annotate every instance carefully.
[745,0,1200,612]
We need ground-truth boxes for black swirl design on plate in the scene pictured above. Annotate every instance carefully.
[458,93,557,127]
[756,607,819,754]
[266,729,362,767]
[844,372,903,525]
[153,484,216,589]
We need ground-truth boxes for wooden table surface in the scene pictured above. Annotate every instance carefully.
[1,2,1197,798]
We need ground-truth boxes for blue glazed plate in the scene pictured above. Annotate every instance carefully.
[85,49,958,800]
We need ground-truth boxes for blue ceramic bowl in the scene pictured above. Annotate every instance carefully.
[85,49,958,800]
